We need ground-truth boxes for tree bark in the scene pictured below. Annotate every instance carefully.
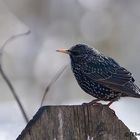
[17,104,138,140]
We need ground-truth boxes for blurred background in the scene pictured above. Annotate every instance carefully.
[0,0,140,139]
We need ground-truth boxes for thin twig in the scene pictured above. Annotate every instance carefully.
[0,30,31,123]
[0,30,31,55]
[41,65,68,106]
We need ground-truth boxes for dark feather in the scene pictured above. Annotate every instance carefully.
[81,56,133,86]
[69,44,140,101]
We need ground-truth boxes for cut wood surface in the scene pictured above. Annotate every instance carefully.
[17,104,138,140]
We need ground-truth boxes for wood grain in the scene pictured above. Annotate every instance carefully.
[17,104,138,140]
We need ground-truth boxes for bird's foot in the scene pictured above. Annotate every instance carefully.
[82,99,101,106]
[93,102,102,106]
[82,102,102,106]
[107,101,114,107]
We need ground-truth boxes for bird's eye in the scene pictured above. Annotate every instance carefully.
[71,51,80,56]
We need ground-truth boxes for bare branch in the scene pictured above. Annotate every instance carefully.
[0,30,31,61]
[41,65,68,106]
[0,30,31,123]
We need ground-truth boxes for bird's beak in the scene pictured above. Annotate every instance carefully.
[56,49,69,54]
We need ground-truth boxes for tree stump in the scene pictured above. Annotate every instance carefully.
[17,104,138,140]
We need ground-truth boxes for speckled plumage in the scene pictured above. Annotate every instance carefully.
[57,44,140,105]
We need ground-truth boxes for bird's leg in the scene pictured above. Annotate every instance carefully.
[82,99,101,106]
[107,96,120,107]
[89,99,101,106]
[107,101,114,106]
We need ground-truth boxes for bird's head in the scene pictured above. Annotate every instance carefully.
[56,44,95,62]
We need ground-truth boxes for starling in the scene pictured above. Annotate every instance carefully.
[56,44,140,106]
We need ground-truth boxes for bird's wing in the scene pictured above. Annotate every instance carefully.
[81,56,134,86]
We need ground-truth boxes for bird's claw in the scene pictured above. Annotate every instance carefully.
[82,100,102,106]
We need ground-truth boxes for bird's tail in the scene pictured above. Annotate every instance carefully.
[126,83,140,98]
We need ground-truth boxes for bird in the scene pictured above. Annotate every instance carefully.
[56,44,140,106]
